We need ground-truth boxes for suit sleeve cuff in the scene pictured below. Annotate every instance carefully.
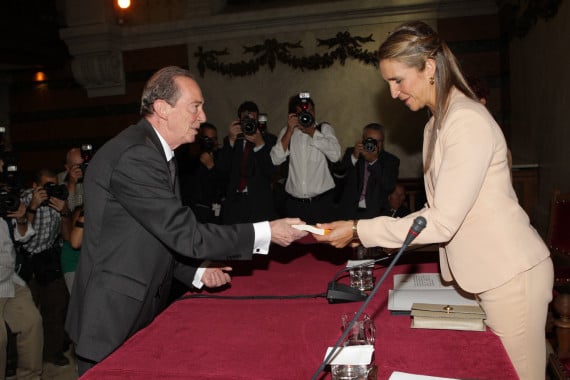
[253,221,271,255]
[191,260,211,289]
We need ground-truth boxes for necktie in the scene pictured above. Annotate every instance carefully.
[237,141,252,192]
[359,163,370,202]
[168,158,177,188]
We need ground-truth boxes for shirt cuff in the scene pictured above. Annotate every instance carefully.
[351,155,358,165]
[192,260,211,289]
[253,221,271,255]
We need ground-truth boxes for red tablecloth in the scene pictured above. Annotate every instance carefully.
[81,244,517,379]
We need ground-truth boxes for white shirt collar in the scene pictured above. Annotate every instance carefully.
[151,126,175,161]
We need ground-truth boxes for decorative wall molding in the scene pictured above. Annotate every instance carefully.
[195,32,378,77]
[60,0,498,96]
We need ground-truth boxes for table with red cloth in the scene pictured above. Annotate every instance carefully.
[81,244,517,379]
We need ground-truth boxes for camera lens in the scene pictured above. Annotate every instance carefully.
[199,136,215,152]
[241,117,258,135]
[0,190,20,217]
[297,111,314,128]
[363,138,377,152]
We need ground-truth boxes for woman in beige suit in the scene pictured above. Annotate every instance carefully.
[316,21,552,380]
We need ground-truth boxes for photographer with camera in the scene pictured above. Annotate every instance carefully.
[218,101,277,224]
[57,147,86,295]
[337,123,400,219]
[270,92,341,224]
[177,122,225,224]
[0,156,43,379]
[20,169,72,367]
[57,147,90,213]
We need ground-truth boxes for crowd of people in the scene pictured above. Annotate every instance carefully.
[178,96,406,227]
[0,19,550,380]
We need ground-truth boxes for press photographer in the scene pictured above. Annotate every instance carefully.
[336,122,400,219]
[20,168,73,366]
[0,152,43,379]
[57,146,89,212]
[270,92,342,224]
[219,101,278,224]
[176,122,225,224]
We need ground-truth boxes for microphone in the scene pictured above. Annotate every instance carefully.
[312,216,427,380]
[402,215,427,247]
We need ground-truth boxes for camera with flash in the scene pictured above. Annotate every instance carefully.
[297,92,314,128]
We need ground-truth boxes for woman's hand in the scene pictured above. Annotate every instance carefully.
[313,220,355,248]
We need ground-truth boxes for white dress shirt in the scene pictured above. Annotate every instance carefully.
[270,122,341,198]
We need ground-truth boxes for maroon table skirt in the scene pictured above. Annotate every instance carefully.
[81,244,517,379]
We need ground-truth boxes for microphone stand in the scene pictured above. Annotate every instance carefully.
[311,217,426,380]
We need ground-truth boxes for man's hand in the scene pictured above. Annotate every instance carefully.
[269,218,308,247]
[67,164,83,185]
[49,197,69,213]
[287,113,300,132]
[199,151,215,169]
[313,220,355,248]
[201,266,232,288]
[29,187,48,210]
[228,120,242,146]
[245,129,265,148]
[6,202,26,219]
[352,140,364,159]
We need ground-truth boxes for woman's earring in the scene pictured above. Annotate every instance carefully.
[429,77,435,85]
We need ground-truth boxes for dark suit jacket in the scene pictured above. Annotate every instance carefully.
[338,148,400,219]
[66,118,256,362]
[217,132,278,223]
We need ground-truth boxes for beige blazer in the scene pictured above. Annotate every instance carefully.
[358,89,549,293]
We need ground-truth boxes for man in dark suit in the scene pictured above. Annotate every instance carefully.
[218,101,278,223]
[337,123,400,219]
[65,66,307,375]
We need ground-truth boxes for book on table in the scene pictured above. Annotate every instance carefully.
[388,273,486,331]
[388,273,478,314]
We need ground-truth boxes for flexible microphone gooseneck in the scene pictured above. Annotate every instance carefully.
[311,216,427,380]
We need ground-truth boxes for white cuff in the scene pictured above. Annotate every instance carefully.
[192,260,211,289]
[253,221,271,255]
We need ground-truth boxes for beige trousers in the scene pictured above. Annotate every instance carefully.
[0,283,43,380]
[478,257,553,380]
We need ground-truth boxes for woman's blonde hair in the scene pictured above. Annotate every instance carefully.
[378,21,477,172]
